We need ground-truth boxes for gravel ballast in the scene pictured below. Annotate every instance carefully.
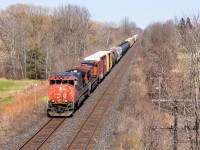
[2,45,138,150]
[93,47,138,149]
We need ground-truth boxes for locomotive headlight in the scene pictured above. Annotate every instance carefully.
[59,86,62,91]
[65,100,68,102]
[52,100,55,103]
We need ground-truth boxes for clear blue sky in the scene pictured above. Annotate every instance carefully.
[0,0,200,29]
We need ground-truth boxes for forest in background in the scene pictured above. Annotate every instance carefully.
[0,4,140,80]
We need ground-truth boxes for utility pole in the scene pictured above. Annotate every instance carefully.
[192,45,200,149]
[158,77,161,112]
[150,77,169,112]
[151,99,179,149]
[195,112,199,148]
[151,98,198,149]
[173,99,178,150]
[34,84,37,110]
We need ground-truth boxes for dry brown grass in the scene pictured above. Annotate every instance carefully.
[112,60,173,149]
[0,81,48,146]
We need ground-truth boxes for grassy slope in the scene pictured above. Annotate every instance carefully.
[0,80,40,104]
[0,80,49,146]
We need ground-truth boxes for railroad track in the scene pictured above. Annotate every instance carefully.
[19,118,66,150]
[62,46,135,150]
[19,45,135,150]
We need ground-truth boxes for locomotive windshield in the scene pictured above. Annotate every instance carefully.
[62,80,74,85]
[50,80,55,85]
[50,79,74,86]
[82,63,93,68]
[56,80,61,84]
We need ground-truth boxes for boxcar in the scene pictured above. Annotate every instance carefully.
[84,51,111,80]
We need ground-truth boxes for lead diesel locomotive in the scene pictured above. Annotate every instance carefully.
[47,36,137,117]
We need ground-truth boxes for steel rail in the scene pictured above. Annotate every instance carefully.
[19,118,66,150]
[63,46,134,150]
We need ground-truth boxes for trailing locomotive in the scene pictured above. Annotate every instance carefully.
[47,35,138,117]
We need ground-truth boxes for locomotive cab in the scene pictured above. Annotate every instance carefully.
[81,60,99,77]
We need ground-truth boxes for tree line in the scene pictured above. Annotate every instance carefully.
[0,4,140,79]
[139,15,200,149]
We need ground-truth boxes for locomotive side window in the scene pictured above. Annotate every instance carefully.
[68,80,74,86]
[50,80,55,85]
[83,63,93,68]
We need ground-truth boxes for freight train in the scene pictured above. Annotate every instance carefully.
[47,35,138,117]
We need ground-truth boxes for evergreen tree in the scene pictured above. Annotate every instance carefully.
[186,17,193,29]
[26,44,45,79]
[178,17,188,48]
[178,17,186,30]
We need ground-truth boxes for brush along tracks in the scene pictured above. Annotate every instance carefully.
[20,118,66,150]
[19,46,134,150]
[62,48,134,150]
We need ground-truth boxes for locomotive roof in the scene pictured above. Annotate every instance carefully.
[66,68,89,74]
[84,51,110,61]
[56,71,79,80]
[110,47,121,51]
[82,60,96,64]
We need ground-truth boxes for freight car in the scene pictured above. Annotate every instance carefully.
[110,47,122,63]
[134,34,138,42]
[83,51,112,81]
[109,41,130,63]
[118,41,130,55]
[47,35,137,117]
[126,37,134,47]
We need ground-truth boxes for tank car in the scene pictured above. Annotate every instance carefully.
[118,41,130,55]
